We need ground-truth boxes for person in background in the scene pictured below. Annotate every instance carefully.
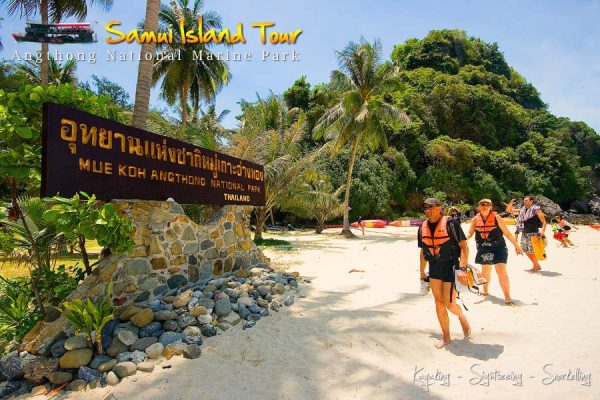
[506,196,546,273]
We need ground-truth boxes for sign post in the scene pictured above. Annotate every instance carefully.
[41,102,265,206]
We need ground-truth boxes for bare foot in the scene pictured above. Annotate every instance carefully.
[478,291,488,296]
[459,316,471,338]
[525,267,541,273]
[434,338,451,349]
[505,300,516,306]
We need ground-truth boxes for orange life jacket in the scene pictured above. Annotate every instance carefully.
[474,212,497,240]
[420,216,450,256]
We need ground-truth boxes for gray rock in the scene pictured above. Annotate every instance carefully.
[50,339,68,358]
[162,320,179,332]
[131,337,158,352]
[237,296,254,307]
[260,307,269,317]
[200,324,217,337]
[243,320,256,330]
[183,344,202,359]
[256,285,270,297]
[159,331,184,346]
[130,350,147,364]
[112,362,137,378]
[106,371,120,386]
[220,312,241,326]
[167,274,189,289]
[116,329,138,346]
[0,352,23,380]
[182,336,203,346]
[98,359,118,373]
[153,285,169,296]
[126,259,150,275]
[78,366,101,383]
[49,371,73,385]
[67,379,87,391]
[182,326,202,337]
[89,355,112,369]
[238,305,251,320]
[106,338,129,358]
[248,313,261,321]
[137,361,155,372]
[0,381,20,397]
[145,343,164,359]
[194,298,215,309]
[257,298,269,308]
[177,313,198,329]
[248,303,263,314]
[116,352,132,363]
[155,310,178,321]
[214,298,232,316]
[284,296,295,306]
[140,321,162,338]
[64,334,88,351]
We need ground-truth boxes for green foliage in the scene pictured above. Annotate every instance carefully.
[283,172,344,233]
[0,83,124,194]
[33,264,84,306]
[0,276,40,354]
[62,282,114,354]
[283,76,311,111]
[84,75,131,108]
[43,192,135,274]
[253,238,293,250]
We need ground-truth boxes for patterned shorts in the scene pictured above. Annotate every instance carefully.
[520,232,537,254]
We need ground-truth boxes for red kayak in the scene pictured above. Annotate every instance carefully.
[351,219,387,228]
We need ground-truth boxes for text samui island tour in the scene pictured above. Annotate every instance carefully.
[0,0,599,399]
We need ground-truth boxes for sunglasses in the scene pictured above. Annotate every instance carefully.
[479,203,492,206]
[422,205,438,210]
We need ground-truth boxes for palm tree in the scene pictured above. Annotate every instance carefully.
[153,0,230,128]
[196,104,230,148]
[230,94,322,240]
[16,55,78,85]
[132,0,160,129]
[1,0,112,85]
[314,38,409,238]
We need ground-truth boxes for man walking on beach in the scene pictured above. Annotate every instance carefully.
[418,198,471,348]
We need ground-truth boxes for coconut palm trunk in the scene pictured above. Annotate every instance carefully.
[254,207,267,241]
[341,137,359,238]
[132,0,160,129]
[40,0,49,85]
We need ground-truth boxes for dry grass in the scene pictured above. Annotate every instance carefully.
[0,240,102,279]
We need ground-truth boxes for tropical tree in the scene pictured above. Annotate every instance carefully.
[230,94,322,240]
[314,38,409,237]
[195,104,230,148]
[132,0,160,129]
[153,0,230,127]
[283,172,344,233]
[1,0,113,86]
[16,56,78,85]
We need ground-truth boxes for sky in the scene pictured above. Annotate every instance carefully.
[1,0,599,133]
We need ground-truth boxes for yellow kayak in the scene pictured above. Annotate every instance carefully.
[531,235,546,260]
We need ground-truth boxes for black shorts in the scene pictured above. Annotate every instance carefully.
[428,260,455,282]
[475,246,508,265]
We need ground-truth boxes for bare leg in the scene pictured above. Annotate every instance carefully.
[430,279,452,348]
[494,263,512,303]
[480,264,491,295]
[445,283,471,338]
[525,253,541,272]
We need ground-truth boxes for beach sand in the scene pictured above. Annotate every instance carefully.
[56,224,600,400]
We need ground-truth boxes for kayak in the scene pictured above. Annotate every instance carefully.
[389,220,413,227]
[351,219,387,228]
[590,225,600,231]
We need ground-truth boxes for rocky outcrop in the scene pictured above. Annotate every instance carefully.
[19,201,269,356]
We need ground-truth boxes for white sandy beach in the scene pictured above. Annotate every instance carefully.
[55,224,600,400]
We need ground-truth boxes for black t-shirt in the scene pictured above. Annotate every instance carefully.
[418,217,466,266]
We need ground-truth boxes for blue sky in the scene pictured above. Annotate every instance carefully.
[1,0,599,133]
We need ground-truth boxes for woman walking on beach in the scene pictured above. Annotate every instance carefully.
[467,199,524,305]
[418,198,471,348]
[506,196,547,272]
